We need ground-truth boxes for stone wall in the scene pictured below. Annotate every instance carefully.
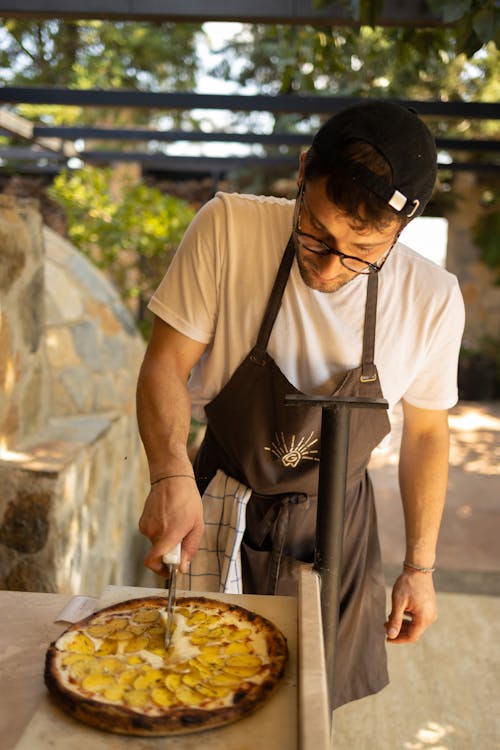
[445,172,500,399]
[446,172,500,350]
[0,195,50,448]
[0,195,153,595]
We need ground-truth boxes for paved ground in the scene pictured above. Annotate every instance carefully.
[373,400,500,593]
[332,400,500,749]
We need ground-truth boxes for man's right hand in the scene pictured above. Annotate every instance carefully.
[138,475,205,576]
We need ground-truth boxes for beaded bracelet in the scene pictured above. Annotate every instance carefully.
[403,561,436,574]
[150,474,196,486]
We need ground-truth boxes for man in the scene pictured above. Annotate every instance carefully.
[136,101,465,707]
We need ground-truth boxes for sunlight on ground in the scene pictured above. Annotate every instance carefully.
[371,404,500,476]
[448,406,500,475]
[403,720,456,749]
[448,407,500,433]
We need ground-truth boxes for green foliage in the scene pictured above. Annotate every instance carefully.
[426,0,499,55]
[312,0,499,55]
[210,25,498,135]
[0,19,200,88]
[48,166,196,335]
[0,19,202,127]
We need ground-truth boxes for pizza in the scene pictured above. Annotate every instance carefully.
[44,596,288,736]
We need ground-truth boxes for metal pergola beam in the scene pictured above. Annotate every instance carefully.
[26,126,500,154]
[1,148,497,173]
[31,126,312,146]
[78,154,500,172]
[0,1,446,27]
[2,88,499,120]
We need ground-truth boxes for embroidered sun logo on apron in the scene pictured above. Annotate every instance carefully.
[264,431,320,468]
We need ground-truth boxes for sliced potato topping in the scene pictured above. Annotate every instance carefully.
[57,601,274,714]
[66,634,95,655]
[103,685,125,702]
[99,656,123,674]
[119,669,137,686]
[96,639,117,656]
[127,655,142,666]
[133,609,160,624]
[174,684,205,706]
[125,689,150,708]
[196,683,231,698]
[224,666,259,679]
[182,670,204,688]
[107,629,133,641]
[226,642,248,655]
[124,635,149,653]
[81,673,115,693]
[164,673,182,692]
[226,654,261,669]
[133,669,164,690]
[62,653,88,666]
[87,624,113,638]
[151,687,176,707]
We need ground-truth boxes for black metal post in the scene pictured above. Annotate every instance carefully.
[285,394,388,717]
[315,403,349,705]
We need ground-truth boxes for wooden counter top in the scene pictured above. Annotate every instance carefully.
[0,590,76,750]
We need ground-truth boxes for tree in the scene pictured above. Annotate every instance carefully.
[0,19,204,336]
[313,0,499,56]
[210,25,498,130]
[0,19,203,126]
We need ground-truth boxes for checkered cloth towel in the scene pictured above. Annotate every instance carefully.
[177,469,252,594]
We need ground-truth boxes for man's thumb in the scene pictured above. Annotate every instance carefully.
[385,612,402,640]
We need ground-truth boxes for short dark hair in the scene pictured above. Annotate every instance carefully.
[303,138,408,231]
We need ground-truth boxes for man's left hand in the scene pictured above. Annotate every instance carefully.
[385,571,437,643]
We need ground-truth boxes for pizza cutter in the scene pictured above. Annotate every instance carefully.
[162,543,181,649]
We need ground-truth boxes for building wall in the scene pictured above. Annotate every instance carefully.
[446,172,500,351]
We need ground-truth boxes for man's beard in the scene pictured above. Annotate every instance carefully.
[296,251,356,293]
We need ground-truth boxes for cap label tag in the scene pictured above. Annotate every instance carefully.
[388,190,407,212]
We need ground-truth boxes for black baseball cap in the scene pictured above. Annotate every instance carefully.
[311,101,437,218]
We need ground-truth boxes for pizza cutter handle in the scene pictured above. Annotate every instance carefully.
[162,543,181,567]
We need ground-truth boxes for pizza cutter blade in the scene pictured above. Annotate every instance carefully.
[162,543,181,649]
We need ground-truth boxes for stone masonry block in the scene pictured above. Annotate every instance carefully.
[0,490,51,553]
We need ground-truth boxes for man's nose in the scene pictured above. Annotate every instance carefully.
[318,252,344,272]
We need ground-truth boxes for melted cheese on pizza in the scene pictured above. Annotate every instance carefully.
[53,601,274,715]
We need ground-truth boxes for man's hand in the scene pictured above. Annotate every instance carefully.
[385,570,437,644]
[139,476,205,576]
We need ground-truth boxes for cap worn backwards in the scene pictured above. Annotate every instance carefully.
[311,101,437,218]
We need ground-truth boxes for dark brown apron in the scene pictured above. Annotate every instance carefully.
[194,236,391,707]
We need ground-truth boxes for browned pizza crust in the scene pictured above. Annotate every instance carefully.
[44,596,288,736]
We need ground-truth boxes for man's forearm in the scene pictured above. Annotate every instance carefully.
[137,357,194,481]
[136,318,207,482]
[398,402,450,567]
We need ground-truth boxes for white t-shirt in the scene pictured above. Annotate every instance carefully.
[148,192,465,422]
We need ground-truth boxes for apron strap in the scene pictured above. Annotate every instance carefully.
[249,230,379,382]
[360,272,379,382]
[252,235,295,360]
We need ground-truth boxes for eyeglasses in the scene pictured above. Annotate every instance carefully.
[294,184,399,275]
